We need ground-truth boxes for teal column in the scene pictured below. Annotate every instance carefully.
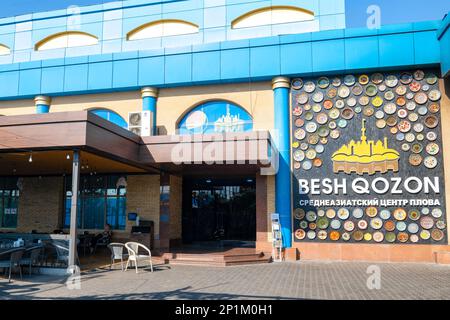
[272,77,292,248]
[141,87,159,136]
[34,96,51,114]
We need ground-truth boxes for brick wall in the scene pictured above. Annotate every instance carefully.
[16,176,64,233]
[123,174,160,242]
[169,175,183,241]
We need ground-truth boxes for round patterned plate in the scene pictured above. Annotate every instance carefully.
[426,142,439,155]
[344,221,355,232]
[396,85,407,96]
[409,209,421,221]
[376,119,386,129]
[335,100,345,109]
[337,208,350,220]
[396,97,406,107]
[396,221,407,232]
[297,93,309,104]
[425,73,438,85]
[337,119,348,128]
[424,156,438,169]
[359,96,370,106]
[414,92,428,105]
[429,103,440,114]
[313,158,323,168]
[436,220,446,230]
[384,220,396,232]
[363,106,374,117]
[405,133,415,143]
[408,223,419,234]
[342,232,351,241]
[344,75,356,86]
[386,116,398,127]
[295,229,306,240]
[330,130,340,139]
[431,229,444,241]
[330,219,341,230]
[409,81,421,92]
[406,101,416,111]
[307,230,316,240]
[370,218,383,230]
[353,231,364,241]
[317,217,329,229]
[304,81,316,93]
[318,77,330,89]
[420,230,431,240]
[400,72,413,84]
[414,70,425,81]
[293,150,305,162]
[332,77,342,87]
[385,75,399,87]
[380,209,391,220]
[408,113,418,122]
[338,86,350,98]
[372,96,383,107]
[384,103,396,115]
[372,73,384,84]
[401,143,410,152]
[302,160,312,170]
[426,131,437,141]
[424,115,439,129]
[294,208,306,220]
[347,97,357,107]
[373,232,384,243]
[410,234,419,243]
[324,100,333,109]
[409,154,423,166]
[329,231,340,241]
[397,232,409,243]
[364,233,373,242]
[428,90,441,102]
[397,109,408,119]
[365,84,378,97]
[393,208,407,221]
[385,232,396,243]
[315,144,325,154]
[420,216,434,229]
[292,79,304,90]
[365,207,378,218]
[397,120,411,133]
[431,208,443,218]
[341,108,354,120]
[358,220,368,230]
[352,208,364,219]
[359,74,369,85]
[327,88,337,99]
[317,230,327,240]
[312,104,322,113]
[294,128,306,140]
[384,90,395,101]
[352,85,363,96]
[326,209,336,219]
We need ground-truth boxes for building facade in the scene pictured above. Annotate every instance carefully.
[0,0,449,263]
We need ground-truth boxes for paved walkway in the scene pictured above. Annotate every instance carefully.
[1,261,449,300]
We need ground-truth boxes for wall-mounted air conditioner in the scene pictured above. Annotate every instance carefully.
[128,111,152,136]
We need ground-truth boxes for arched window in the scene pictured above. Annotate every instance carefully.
[0,44,10,56]
[35,31,98,51]
[178,101,253,135]
[90,109,127,129]
[231,6,314,29]
[127,19,199,40]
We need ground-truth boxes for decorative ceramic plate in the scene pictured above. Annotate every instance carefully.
[304,81,316,93]
[357,220,368,230]
[397,120,411,133]
[372,96,384,107]
[384,90,395,101]
[436,220,446,230]
[307,230,316,240]
[384,103,397,115]
[317,217,329,229]
[297,93,309,105]
[293,162,301,169]
[344,75,356,86]
[300,221,308,229]
[294,128,306,140]
[424,115,439,129]
[292,79,304,90]
[408,112,418,122]
[318,77,330,89]
[417,133,425,141]
[409,81,421,92]
[413,123,424,133]
[317,230,327,240]
[426,143,439,155]
[370,218,383,230]
[306,149,317,160]
[428,103,440,114]
[411,142,423,153]
[306,122,318,133]
[384,220,395,231]
[312,92,324,103]
[352,85,363,96]
[405,133,415,143]
[376,119,386,129]
[312,104,322,113]
[396,221,407,232]
[406,92,414,100]
[323,100,333,109]
[414,70,425,81]
[292,141,300,149]
[426,131,437,141]
[385,75,399,87]
[293,106,303,116]
[390,127,399,134]
[400,72,413,84]
[342,232,351,241]
[313,158,323,167]
[293,150,305,162]
[336,99,346,109]
[431,229,444,241]
[300,143,309,150]
[353,208,364,219]
[328,121,337,129]
[425,73,438,85]
[341,108,354,120]
[363,106,374,117]
[332,77,342,87]
[409,209,421,221]
[365,207,378,218]
[418,106,428,116]
[330,130,340,139]
[359,96,370,106]
[379,84,387,92]
[386,116,398,127]
[338,86,350,98]
[397,109,408,119]
[317,209,325,217]
[330,219,341,230]
[401,143,411,152]
[365,84,378,97]
[302,161,312,170]
[327,88,337,99]
[315,144,325,154]
[372,73,384,84]
[343,221,355,232]
[385,232,396,243]
[431,208,443,218]
[294,208,306,220]
[337,119,348,128]
[347,97,357,107]
[410,234,419,243]
[326,209,336,219]
[406,101,416,111]
[295,229,306,240]
[364,233,372,241]
[408,223,419,234]
[373,232,384,243]
[375,110,385,119]
[393,208,407,221]
[359,74,369,85]
[420,230,431,240]
[428,89,441,102]
[422,84,430,92]
[424,156,438,169]
[304,104,312,111]
[309,222,317,230]
[396,85,407,96]
[380,209,391,220]
[353,231,364,241]
[330,231,340,241]
[420,216,434,229]
[316,113,328,125]
[355,106,362,113]
[397,232,409,243]
[409,154,423,166]
[396,133,405,141]
[337,208,350,220]
[414,92,428,105]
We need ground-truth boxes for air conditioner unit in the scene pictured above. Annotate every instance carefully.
[128,111,152,136]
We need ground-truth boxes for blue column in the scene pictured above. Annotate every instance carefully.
[141,87,159,136]
[272,77,292,248]
[34,96,51,114]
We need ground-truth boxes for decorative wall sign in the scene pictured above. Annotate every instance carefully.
[291,70,447,244]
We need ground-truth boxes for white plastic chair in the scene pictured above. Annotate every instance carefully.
[124,242,153,273]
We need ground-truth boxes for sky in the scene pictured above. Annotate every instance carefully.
[0,0,449,28]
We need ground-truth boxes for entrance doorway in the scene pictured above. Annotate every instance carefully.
[182,176,256,246]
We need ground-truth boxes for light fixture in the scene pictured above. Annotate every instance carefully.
[66,154,70,160]
[28,153,33,163]
[247,178,253,183]
[206,179,212,183]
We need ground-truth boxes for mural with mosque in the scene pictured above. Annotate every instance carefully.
[178,101,253,135]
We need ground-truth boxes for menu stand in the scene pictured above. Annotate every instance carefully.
[271,213,283,262]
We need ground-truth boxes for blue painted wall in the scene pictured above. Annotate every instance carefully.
[0,21,442,100]
[0,0,346,65]
[438,14,450,77]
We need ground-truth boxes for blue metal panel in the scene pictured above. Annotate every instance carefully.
[312,39,345,72]
[138,56,165,86]
[88,62,113,90]
[64,64,89,92]
[165,53,192,84]
[280,42,313,76]
[345,36,379,71]
[113,59,138,88]
[0,71,19,97]
[18,68,41,96]
[250,45,280,78]
[438,13,450,77]
[220,48,250,80]
[274,86,292,248]
[41,66,64,93]
[414,31,440,65]
[193,51,221,82]
[379,33,414,68]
